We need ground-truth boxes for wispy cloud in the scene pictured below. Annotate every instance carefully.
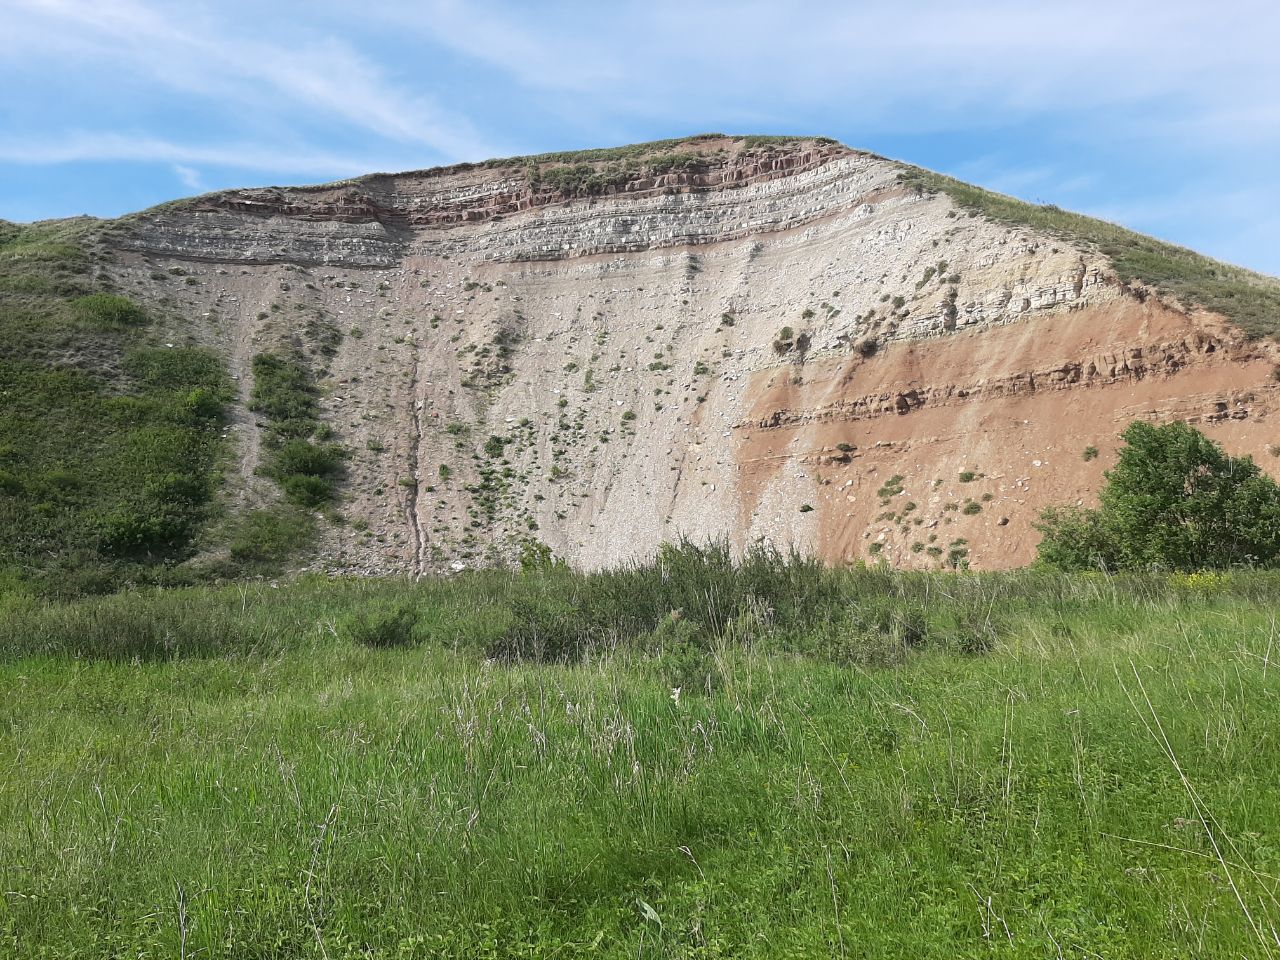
[0,0,1276,273]
[7,0,494,159]
[381,0,1280,145]
[0,132,396,178]
[171,164,203,192]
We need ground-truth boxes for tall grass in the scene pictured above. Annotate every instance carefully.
[3,563,1279,956]
[7,541,1276,664]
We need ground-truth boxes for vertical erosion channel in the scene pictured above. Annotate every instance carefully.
[404,350,425,577]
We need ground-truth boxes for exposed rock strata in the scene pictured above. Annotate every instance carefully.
[103,136,1280,572]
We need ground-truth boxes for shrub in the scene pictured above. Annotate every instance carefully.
[280,474,335,508]
[228,508,314,565]
[1037,420,1280,570]
[97,502,195,557]
[1082,445,1099,461]
[273,440,344,479]
[518,539,558,572]
[183,387,225,422]
[250,354,317,427]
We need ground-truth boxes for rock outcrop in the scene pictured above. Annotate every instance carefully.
[101,135,1280,573]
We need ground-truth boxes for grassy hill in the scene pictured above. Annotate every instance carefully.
[0,220,335,595]
[0,220,237,595]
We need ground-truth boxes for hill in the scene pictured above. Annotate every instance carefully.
[3,134,1279,590]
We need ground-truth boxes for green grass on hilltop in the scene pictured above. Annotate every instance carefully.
[482,133,831,170]
[475,135,837,198]
[898,168,1280,339]
[3,551,1280,957]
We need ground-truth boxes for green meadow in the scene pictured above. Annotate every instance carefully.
[3,554,1279,958]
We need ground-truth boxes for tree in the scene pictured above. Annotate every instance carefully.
[1036,420,1280,571]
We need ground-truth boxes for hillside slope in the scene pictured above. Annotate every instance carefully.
[6,134,1279,581]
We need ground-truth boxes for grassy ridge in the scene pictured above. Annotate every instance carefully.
[3,555,1280,957]
[479,134,837,199]
[482,133,831,170]
[898,168,1280,339]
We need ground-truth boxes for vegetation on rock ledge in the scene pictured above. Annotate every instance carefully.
[0,221,232,596]
[899,167,1280,339]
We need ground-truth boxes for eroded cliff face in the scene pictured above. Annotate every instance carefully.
[100,135,1280,572]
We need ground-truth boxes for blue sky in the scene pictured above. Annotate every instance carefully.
[3,0,1278,274]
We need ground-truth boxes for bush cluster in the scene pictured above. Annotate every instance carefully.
[249,352,345,507]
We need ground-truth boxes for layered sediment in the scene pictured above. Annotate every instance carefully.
[102,135,1280,572]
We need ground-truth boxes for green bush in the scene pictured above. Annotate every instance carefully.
[273,439,344,479]
[182,387,224,422]
[248,352,347,513]
[279,473,333,507]
[228,508,315,565]
[249,353,317,426]
[266,440,345,506]
[483,434,508,458]
[97,503,194,557]
[1037,420,1280,570]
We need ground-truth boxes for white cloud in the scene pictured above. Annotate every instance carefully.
[171,164,203,192]
[0,132,396,178]
[7,0,495,160]
[380,0,1280,146]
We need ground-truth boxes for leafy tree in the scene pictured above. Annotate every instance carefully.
[1037,420,1280,570]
